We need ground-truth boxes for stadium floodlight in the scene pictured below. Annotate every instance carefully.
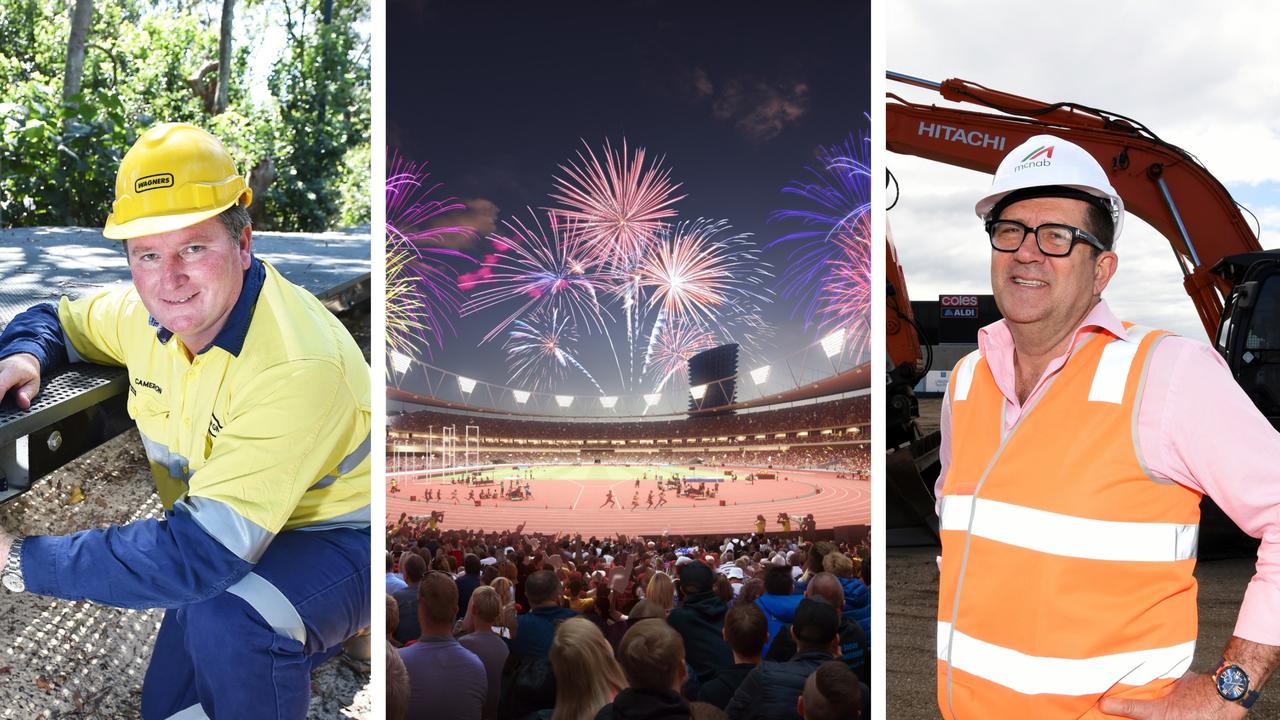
[689,384,707,400]
[644,393,662,407]
[391,351,412,375]
[457,376,477,394]
[512,389,530,404]
[750,365,771,385]
[821,328,846,358]
[599,396,618,409]
[555,395,573,407]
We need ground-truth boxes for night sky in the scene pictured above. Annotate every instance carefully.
[389,0,869,407]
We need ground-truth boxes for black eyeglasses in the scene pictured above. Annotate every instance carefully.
[985,219,1106,257]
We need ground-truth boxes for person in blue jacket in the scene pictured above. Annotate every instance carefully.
[0,123,371,718]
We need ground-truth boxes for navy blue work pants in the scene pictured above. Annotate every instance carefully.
[140,528,371,719]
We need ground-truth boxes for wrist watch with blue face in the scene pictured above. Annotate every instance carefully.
[1214,659,1260,709]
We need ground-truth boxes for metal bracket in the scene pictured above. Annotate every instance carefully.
[0,365,132,503]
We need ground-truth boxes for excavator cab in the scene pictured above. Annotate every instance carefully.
[1212,251,1280,431]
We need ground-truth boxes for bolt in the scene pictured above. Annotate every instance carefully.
[47,431,62,452]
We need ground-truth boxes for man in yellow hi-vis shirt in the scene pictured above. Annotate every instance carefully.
[0,123,371,719]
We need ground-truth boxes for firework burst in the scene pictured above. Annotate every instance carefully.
[769,135,871,328]
[821,215,872,361]
[503,309,604,392]
[638,219,773,336]
[385,152,474,363]
[551,138,685,267]
[461,209,612,343]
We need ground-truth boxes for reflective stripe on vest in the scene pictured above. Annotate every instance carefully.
[939,495,1198,562]
[937,621,1193,696]
[952,350,982,401]
[937,325,1201,719]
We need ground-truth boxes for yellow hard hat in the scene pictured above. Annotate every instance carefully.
[103,123,252,240]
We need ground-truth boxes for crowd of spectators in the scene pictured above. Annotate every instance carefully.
[386,524,869,720]
[390,396,868,442]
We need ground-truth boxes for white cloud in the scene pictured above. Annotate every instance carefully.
[887,0,1280,341]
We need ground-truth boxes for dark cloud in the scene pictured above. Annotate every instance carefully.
[423,198,500,256]
[692,67,714,98]
[703,74,811,143]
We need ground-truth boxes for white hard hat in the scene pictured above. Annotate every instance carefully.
[975,134,1125,242]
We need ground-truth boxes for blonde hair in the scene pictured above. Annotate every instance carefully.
[549,617,627,720]
[646,571,675,614]
[490,576,513,604]
[387,643,410,720]
[470,585,501,625]
[823,552,854,578]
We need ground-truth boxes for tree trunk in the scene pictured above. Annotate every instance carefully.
[213,0,235,114]
[318,0,332,126]
[62,0,95,102]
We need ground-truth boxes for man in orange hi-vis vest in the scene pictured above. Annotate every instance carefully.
[935,134,1280,718]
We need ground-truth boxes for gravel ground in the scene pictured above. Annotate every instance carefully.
[0,432,370,719]
[887,547,1278,719]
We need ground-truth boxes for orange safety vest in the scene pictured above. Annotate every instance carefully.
[937,325,1201,719]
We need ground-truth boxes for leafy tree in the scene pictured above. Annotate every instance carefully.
[0,0,369,231]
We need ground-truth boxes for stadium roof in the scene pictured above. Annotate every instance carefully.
[387,363,869,419]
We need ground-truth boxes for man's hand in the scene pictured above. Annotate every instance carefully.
[0,353,41,410]
[0,530,14,564]
[1098,673,1246,719]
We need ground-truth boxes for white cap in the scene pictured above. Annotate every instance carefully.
[975,134,1125,242]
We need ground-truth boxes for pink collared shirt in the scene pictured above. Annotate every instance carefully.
[938,299,1280,645]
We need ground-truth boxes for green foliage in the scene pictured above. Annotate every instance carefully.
[337,140,371,229]
[1,86,134,226]
[0,0,370,231]
[264,0,370,231]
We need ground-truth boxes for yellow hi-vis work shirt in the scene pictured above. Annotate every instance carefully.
[56,258,370,565]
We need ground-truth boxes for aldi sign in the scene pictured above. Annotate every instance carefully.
[940,295,979,319]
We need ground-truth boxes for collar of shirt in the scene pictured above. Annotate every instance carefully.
[150,256,266,357]
[976,299,1126,423]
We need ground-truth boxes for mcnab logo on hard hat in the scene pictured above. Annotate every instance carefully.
[1021,146,1054,162]
[1013,145,1054,173]
[135,173,174,193]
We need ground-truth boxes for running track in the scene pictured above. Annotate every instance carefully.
[386,465,869,536]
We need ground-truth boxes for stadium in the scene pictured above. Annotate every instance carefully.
[387,370,869,539]
[386,337,871,718]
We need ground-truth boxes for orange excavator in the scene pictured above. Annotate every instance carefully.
[886,72,1276,550]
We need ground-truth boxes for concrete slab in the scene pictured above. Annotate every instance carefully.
[0,226,371,323]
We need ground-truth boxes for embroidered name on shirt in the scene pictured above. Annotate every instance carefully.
[134,378,163,395]
[209,414,223,439]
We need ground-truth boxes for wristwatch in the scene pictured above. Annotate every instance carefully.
[2,537,24,593]
[1213,659,1260,709]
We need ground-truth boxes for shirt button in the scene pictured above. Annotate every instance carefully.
[183,417,191,426]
